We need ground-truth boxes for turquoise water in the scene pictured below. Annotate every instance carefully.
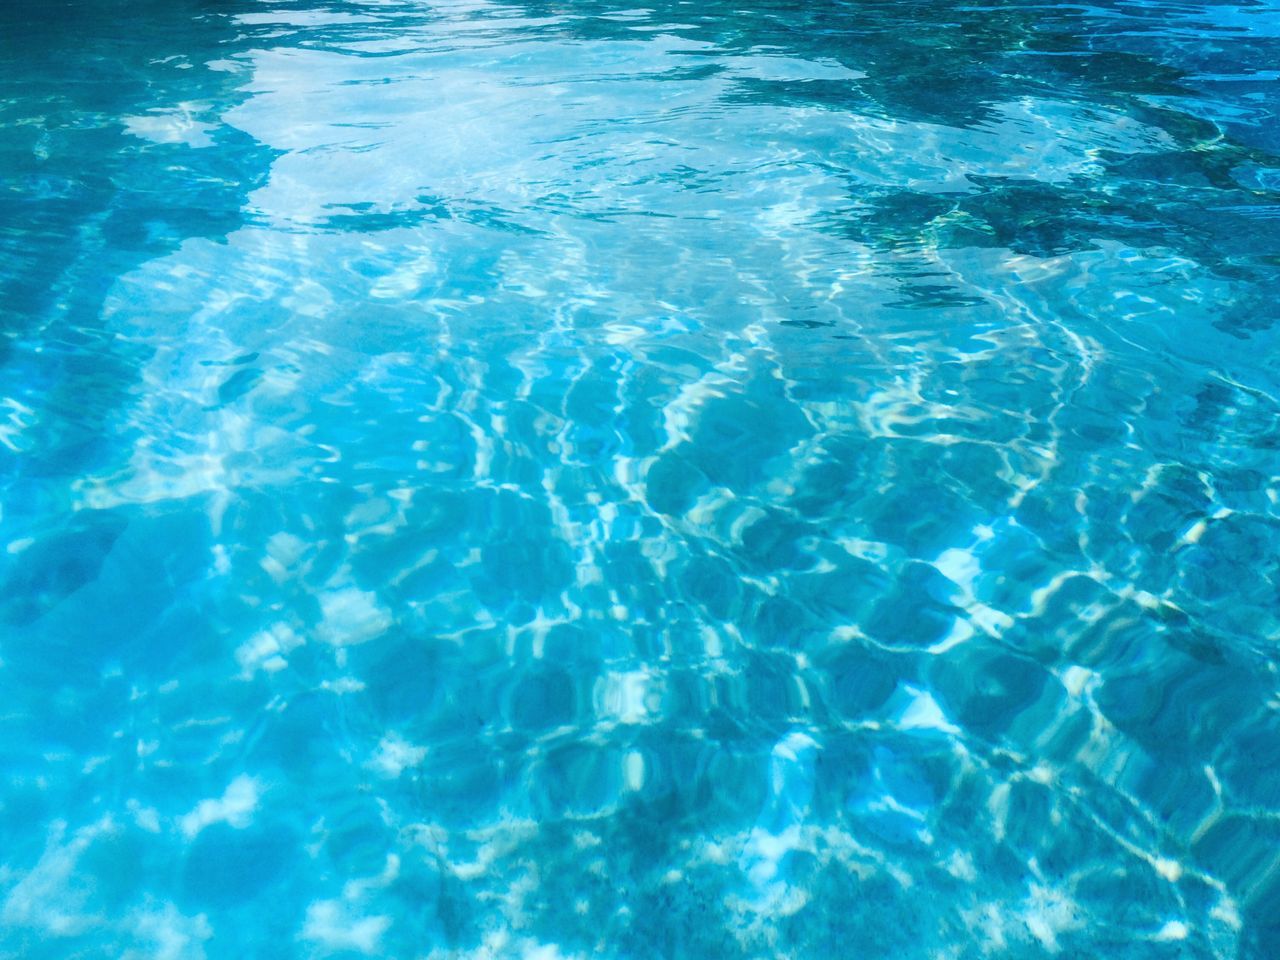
[3,0,1280,956]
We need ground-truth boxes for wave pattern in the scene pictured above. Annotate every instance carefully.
[2,0,1280,957]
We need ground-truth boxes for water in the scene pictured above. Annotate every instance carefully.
[2,0,1280,956]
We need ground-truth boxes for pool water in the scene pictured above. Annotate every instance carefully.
[2,0,1280,956]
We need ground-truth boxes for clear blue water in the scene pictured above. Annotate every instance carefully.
[2,0,1280,956]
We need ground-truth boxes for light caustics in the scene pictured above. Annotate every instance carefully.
[1,0,1279,957]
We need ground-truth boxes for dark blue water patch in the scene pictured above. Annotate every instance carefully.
[182,822,299,908]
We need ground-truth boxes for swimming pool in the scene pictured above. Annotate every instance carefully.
[2,0,1279,956]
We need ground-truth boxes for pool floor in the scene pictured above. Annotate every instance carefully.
[2,0,1280,956]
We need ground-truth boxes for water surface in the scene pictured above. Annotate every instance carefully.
[2,0,1280,957]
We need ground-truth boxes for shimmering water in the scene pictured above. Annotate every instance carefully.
[3,0,1280,956]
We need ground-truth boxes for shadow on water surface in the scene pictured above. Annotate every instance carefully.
[0,0,276,614]
[509,0,1280,328]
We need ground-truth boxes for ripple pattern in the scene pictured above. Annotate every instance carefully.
[2,0,1280,957]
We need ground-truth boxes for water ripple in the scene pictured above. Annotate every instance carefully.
[2,0,1280,956]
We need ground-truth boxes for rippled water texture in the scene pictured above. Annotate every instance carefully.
[3,0,1280,956]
